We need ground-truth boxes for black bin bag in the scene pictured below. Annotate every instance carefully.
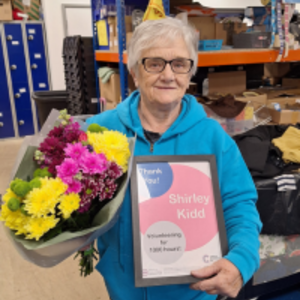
[255,175,300,236]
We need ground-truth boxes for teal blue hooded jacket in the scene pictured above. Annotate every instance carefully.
[86,91,262,300]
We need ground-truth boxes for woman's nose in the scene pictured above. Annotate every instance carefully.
[160,63,175,81]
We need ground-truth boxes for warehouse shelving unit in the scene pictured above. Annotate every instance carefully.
[91,0,170,106]
[91,0,300,107]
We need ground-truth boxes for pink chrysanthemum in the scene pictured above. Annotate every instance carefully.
[64,143,89,161]
[81,153,107,175]
[66,180,82,194]
[56,158,79,179]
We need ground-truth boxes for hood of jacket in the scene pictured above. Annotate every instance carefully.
[116,90,207,140]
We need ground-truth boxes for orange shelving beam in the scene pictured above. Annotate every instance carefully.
[95,51,120,63]
[95,49,300,67]
[197,49,300,67]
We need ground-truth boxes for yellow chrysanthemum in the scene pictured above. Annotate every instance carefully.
[25,215,59,241]
[25,187,57,217]
[24,178,67,217]
[40,177,68,197]
[58,193,81,219]
[0,203,29,234]
[48,178,68,197]
[88,131,131,172]
[2,188,21,203]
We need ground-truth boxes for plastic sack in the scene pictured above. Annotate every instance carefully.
[255,174,300,236]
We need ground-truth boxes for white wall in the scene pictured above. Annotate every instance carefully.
[193,0,262,8]
[42,0,92,90]
[65,7,92,36]
[194,0,300,10]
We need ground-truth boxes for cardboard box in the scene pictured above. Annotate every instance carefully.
[215,23,247,45]
[188,16,215,40]
[0,0,12,21]
[208,71,246,95]
[126,32,133,48]
[282,78,300,88]
[99,73,121,110]
[170,0,193,14]
[208,71,267,106]
[267,96,300,124]
[109,23,116,37]
[251,87,300,100]
[116,16,132,34]
[187,82,197,95]
[264,63,290,78]
[109,36,118,51]
[268,107,300,124]
[235,92,267,107]
[112,36,118,51]
[12,0,40,20]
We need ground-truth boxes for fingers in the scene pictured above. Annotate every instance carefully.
[190,274,220,292]
[190,259,243,298]
[191,263,220,279]
[190,275,239,298]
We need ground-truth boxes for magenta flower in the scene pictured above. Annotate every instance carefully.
[64,143,89,161]
[66,180,82,194]
[79,132,88,142]
[81,153,107,175]
[56,158,79,179]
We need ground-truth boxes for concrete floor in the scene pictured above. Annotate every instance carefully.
[0,138,110,300]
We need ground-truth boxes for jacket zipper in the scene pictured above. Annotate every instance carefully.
[150,143,154,153]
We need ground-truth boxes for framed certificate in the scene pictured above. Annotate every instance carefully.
[131,155,228,287]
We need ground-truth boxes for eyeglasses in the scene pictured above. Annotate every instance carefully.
[140,57,194,74]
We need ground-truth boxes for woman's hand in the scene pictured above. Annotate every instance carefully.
[190,259,243,298]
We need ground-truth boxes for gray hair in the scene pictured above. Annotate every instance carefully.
[127,17,199,75]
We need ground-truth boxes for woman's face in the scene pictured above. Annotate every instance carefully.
[131,38,192,108]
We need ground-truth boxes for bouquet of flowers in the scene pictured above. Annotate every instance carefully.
[0,109,135,276]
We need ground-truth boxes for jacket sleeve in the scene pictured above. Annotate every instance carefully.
[217,138,262,285]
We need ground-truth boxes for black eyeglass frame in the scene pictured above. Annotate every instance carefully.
[140,57,194,74]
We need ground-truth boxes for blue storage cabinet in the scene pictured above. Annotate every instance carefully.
[0,29,15,139]
[0,22,50,139]
[25,23,50,92]
[3,23,35,137]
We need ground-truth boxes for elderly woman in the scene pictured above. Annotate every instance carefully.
[87,17,262,300]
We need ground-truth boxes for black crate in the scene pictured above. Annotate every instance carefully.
[233,32,271,49]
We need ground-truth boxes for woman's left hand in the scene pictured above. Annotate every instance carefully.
[190,258,243,298]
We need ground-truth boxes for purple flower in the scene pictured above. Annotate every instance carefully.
[87,145,93,152]
[64,143,89,161]
[81,153,107,175]
[56,158,79,179]
[106,162,123,179]
[78,197,92,213]
[99,178,117,201]
[66,180,82,194]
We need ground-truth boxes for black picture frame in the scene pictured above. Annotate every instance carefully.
[130,155,228,288]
